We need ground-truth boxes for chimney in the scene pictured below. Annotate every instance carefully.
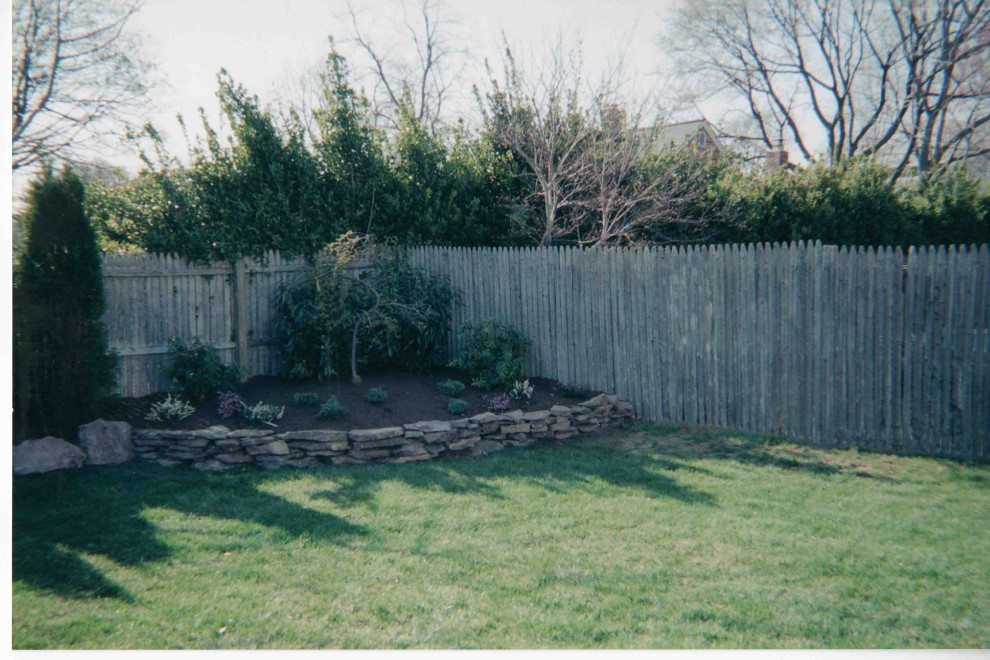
[766,138,789,173]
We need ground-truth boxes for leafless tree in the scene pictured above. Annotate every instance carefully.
[344,0,464,135]
[478,39,598,246]
[272,63,329,143]
[11,0,153,171]
[575,106,728,247]
[888,1,990,180]
[480,37,725,247]
[666,0,989,180]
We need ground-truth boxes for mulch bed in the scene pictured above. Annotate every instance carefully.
[97,367,598,433]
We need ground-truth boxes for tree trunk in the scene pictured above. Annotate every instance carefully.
[350,315,363,384]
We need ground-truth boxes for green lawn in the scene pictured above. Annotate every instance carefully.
[12,423,990,649]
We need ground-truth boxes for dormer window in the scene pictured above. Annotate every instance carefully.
[698,131,707,147]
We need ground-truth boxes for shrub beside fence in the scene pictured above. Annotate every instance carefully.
[102,243,989,459]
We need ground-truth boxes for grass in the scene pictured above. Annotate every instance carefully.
[12,423,990,649]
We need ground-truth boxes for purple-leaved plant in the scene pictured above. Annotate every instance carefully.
[217,391,245,419]
[485,393,511,413]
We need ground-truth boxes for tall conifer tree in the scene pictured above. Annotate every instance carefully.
[14,167,117,441]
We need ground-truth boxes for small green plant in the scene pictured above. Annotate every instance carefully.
[293,392,321,407]
[364,387,388,405]
[450,318,530,391]
[447,398,468,415]
[317,396,348,421]
[241,401,285,427]
[145,394,195,422]
[509,379,533,402]
[165,337,241,403]
[437,379,466,397]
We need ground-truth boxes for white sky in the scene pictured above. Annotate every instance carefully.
[122,0,686,170]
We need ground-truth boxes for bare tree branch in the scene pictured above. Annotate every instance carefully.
[478,38,598,246]
[11,0,153,171]
[479,38,729,247]
[345,0,463,135]
[891,0,990,179]
[665,0,989,181]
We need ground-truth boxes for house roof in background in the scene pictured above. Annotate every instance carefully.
[654,119,724,151]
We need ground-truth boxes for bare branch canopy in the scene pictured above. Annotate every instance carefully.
[667,0,989,181]
[11,0,153,171]
[345,0,464,135]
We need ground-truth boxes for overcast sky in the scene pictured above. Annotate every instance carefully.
[120,0,683,167]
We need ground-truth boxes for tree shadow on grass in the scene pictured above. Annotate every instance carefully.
[310,436,717,509]
[948,467,990,488]
[618,422,904,482]
[12,465,367,602]
[14,432,716,602]
[310,461,510,509]
[13,537,135,602]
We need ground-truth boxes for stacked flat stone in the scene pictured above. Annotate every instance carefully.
[132,394,634,471]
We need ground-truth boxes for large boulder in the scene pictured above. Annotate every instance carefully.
[13,437,87,475]
[78,419,134,465]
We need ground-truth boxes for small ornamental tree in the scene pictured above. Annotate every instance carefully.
[13,166,117,442]
[273,232,456,383]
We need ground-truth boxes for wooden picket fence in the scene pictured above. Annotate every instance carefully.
[408,243,989,459]
[102,251,310,396]
[102,242,989,458]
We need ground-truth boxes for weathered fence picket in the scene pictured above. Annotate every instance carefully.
[102,252,309,397]
[411,243,989,459]
[101,244,989,459]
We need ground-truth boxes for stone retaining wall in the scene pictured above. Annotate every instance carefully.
[133,394,634,471]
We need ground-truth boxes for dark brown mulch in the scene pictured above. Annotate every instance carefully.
[97,367,597,433]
